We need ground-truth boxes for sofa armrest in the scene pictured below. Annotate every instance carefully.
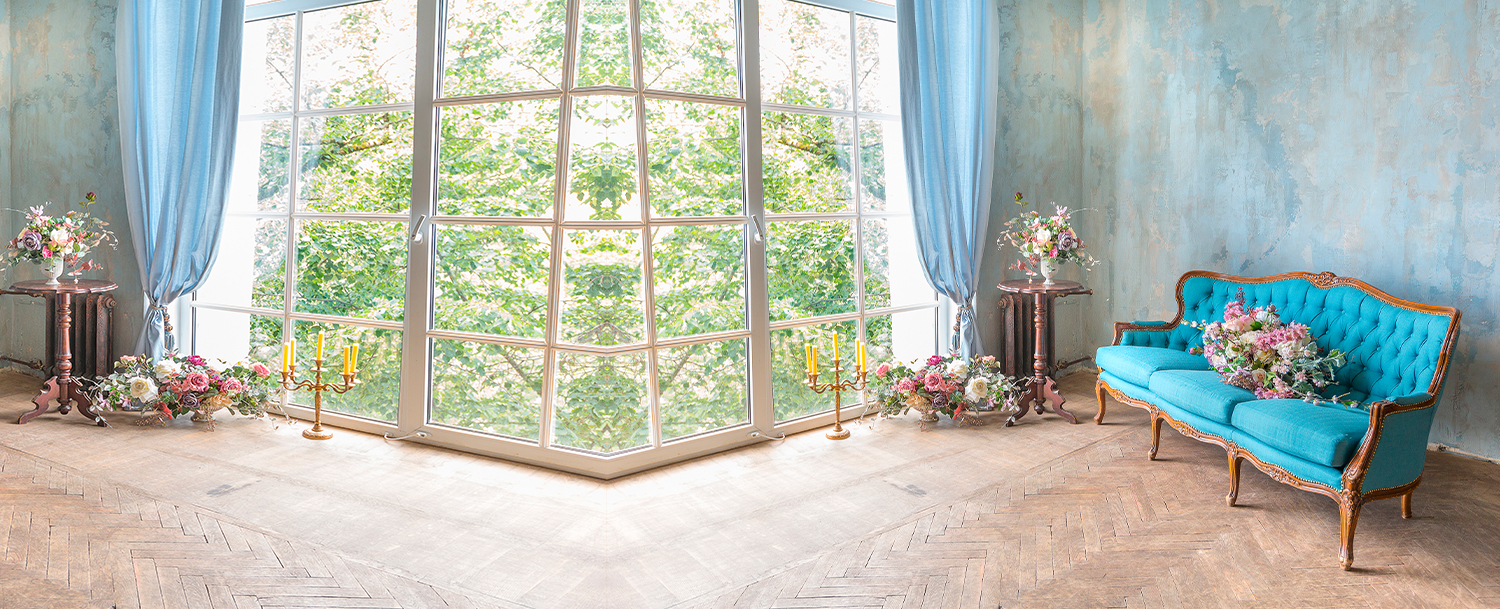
[1113,321,1175,347]
[1340,393,1437,494]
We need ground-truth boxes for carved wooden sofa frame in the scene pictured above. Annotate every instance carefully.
[1094,271,1461,570]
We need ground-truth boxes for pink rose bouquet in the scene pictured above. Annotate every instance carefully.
[89,353,278,428]
[1190,289,1353,404]
[871,354,1020,429]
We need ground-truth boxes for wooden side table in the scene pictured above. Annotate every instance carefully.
[9,279,118,427]
[996,278,1092,426]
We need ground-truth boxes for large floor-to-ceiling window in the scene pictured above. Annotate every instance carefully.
[195,0,935,477]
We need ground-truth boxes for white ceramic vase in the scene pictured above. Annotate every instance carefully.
[42,257,64,286]
[1039,257,1059,285]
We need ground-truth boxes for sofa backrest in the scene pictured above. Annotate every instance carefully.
[1164,271,1461,404]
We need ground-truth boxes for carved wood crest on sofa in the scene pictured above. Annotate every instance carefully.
[1094,271,1462,570]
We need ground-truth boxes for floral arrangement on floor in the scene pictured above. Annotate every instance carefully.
[1189,289,1353,405]
[998,192,1096,281]
[871,354,1021,429]
[89,354,278,430]
[6,193,117,277]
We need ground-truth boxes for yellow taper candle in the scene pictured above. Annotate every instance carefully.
[282,342,289,373]
[804,344,812,374]
[811,346,818,375]
[289,339,296,366]
[351,345,359,372]
[833,334,839,364]
[857,341,866,373]
[316,331,325,361]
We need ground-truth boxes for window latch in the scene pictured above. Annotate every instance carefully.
[751,214,765,243]
[410,214,428,243]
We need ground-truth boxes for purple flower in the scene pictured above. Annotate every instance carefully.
[1057,230,1078,251]
[19,231,42,251]
[180,394,200,410]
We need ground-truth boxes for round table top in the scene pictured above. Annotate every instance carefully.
[996,278,1091,295]
[8,278,119,295]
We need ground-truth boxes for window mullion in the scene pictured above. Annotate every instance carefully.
[627,0,664,450]
[740,0,775,437]
[542,0,586,449]
[397,0,443,435]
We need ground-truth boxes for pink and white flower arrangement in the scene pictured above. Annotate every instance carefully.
[1190,289,1352,404]
[89,354,278,428]
[872,354,1020,429]
[999,192,1096,276]
[6,193,116,274]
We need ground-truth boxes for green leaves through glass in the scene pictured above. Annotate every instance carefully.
[658,339,748,440]
[647,100,742,217]
[560,229,644,346]
[761,111,853,214]
[766,220,855,322]
[438,100,560,217]
[431,339,546,441]
[295,220,408,322]
[552,351,650,453]
[772,320,856,421]
[442,0,566,97]
[576,0,634,88]
[759,0,851,109]
[566,96,639,221]
[651,224,745,338]
[640,0,738,97]
[297,112,415,214]
[434,224,551,339]
[299,0,417,110]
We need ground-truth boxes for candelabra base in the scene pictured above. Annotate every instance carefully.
[826,427,850,440]
[302,425,333,440]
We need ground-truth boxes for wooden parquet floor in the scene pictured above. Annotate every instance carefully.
[696,426,1500,609]
[0,445,506,609]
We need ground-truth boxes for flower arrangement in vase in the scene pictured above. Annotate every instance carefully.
[1189,289,1354,405]
[870,354,1020,429]
[6,193,116,285]
[998,192,1095,285]
[89,354,279,430]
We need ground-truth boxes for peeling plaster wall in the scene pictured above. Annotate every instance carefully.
[1,0,140,374]
[1080,0,1500,459]
[979,0,1092,365]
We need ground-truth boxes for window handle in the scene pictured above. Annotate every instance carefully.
[751,214,765,243]
[410,214,428,243]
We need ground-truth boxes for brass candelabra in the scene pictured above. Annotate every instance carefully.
[280,357,359,440]
[805,361,867,440]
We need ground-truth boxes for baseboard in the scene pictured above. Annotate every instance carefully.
[1429,443,1500,465]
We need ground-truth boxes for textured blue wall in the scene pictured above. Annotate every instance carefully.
[1,0,141,372]
[1079,0,1500,459]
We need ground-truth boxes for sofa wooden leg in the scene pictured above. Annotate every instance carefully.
[1094,380,1107,425]
[1401,491,1413,519]
[1339,499,1363,571]
[1226,454,1243,507]
[1148,414,1163,461]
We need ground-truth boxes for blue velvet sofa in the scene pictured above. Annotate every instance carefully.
[1093,271,1461,570]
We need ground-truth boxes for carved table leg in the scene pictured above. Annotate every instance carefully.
[1005,381,1039,427]
[65,381,106,427]
[1038,377,1077,424]
[1227,453,1243,507]
[18,377,60,424]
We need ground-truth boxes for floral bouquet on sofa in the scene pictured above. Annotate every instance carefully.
[1189,289,1353,405]
[89,354,278,430]
[871,354,1020,429]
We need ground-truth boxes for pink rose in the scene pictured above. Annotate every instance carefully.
[874,363,891,378]
[252,363,271,377]
[184,372,211,392]
[220,378,245,393]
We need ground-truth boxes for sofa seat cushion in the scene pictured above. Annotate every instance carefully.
[1231,400,1370,469]
[1096,345,1213,387]
[1147,370,1257,424]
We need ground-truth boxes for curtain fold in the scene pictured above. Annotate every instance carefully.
[897,0,1000,357]
[117,0,244,357]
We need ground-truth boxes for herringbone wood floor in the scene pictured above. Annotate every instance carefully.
[695,425,1500,609]
[0,445,508,609]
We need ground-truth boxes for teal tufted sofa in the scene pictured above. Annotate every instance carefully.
[1093,271,1461,570]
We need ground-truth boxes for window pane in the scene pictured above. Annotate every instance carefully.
[438,100,560,217]
[434,225,551,339]
[300,0,417,110]
[552,351,650,453]
[767,220,855,321]
[241,16,294,114]
[772,320,856,421]
[559,229,644,346]
[431,339,545,442]
[640,0,738,97]
[192,309,283,368]
[859,119,908,213]
[566,96,639,221]
[576,0,634,88]
[866,308,938,367]
[226,120,291,214]
[289,322,401,423]
[863,218,933,309]
[761,111,853,214]
[196,217,286,310]
[759,0,851,109]
[658,339,747,440]
[295,220,407,321]
[646,100,742,217]
[442,0,566,97]
[856,16,898,114]
[652,224,745,338]
[297,112,414,214]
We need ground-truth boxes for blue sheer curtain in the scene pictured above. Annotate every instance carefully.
[116,0,244,357]
[898,0,999,357]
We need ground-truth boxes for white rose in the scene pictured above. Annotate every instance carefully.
[965,377,989,402]
[128,377,158,401]
[49,228,70,244]
[154,360,180,377]
[946,361,969,377]
[1035,229,1053,243]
